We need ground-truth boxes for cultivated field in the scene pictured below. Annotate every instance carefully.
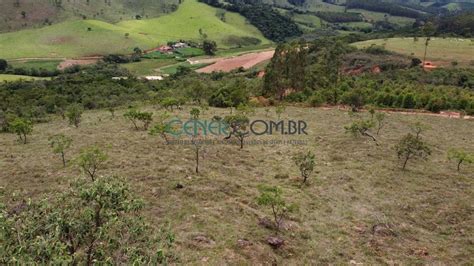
[1,106,473,264]
[354,37,474,67]
[195,50,275,73]
[0,0,269,59]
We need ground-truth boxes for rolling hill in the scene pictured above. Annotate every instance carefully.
[0,0,270,59]
[0,0,180,32]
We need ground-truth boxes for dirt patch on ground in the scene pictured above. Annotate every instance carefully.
[47,36,75,45]
[58,57,101,70]
[196,50,275,73]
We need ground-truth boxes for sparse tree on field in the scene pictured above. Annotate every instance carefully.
[409,121,430,139]
[149,112,171,144]
[190,129,205,174]
[396,132,431,170]
[66,104,84,128]
[448,149,473,171]
[76,146,108,181]
[293,151,316,184]
[9,117,33,144]
[224,114,249,149]
[160,97,180,111]
[375,112,386,135]
[421,22,435,70]
[49,134,73,167]
[256,185,295,232]
[190,108,200,120]
[345,119,378,144]
[124,109,153,130]
[275,104,286,120]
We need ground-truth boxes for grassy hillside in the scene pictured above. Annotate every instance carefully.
[0,74,50,82]
[1,105,473,264]
[348,8,416,26]
[0,0,179,32]
[354,37,474,67]
[0,0,269,59]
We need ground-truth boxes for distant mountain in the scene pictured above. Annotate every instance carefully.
[0,0,180,32]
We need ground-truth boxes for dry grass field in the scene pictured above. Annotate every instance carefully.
[1,106,473,264]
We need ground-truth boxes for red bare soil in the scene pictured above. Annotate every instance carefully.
[196,50,275,73]
[58,57,100,70]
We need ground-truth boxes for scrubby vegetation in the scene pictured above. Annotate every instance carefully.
[1,13,473,263]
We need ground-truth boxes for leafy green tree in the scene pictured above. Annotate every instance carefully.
[0,176,175,264]
[76,146,108,181]
[224,114,249,149]
[342,89,365,112]
[66,104,84,128]
[202,40,217,55]
[190,108,200,120]
[396,133,431,170]
[149,112,171,144]
[49,134,73,167]
[345,119,378,144]
[160,97,180,111]
[293,151,316,184]
[9,117,33,144]
[256,185,295,232]
[124,109,153,130]
[0,59,8,72]
[448,149,473,171]
[208,79,249,108]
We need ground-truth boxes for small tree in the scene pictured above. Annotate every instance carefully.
[202,40,217,55]
[275,104,286,120]
[256,185,295,232]
[149,112,171,144]
[190,108,200,120]
[124,109,153,130]
[49,134,73,167]
[160,97,180,111]
[9,117,33,144]
[293,151,316,184]
[0,176,174,264]
[0,59,8,72]
[76,146,108,181]
[448,149,473,171]
[342,89,365,112]
[345,119,378,144]
[66,104,83,128]
[396,133,431,170]
[224,114,249,149]
[190,130,205,174]
[375,112,386,135]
